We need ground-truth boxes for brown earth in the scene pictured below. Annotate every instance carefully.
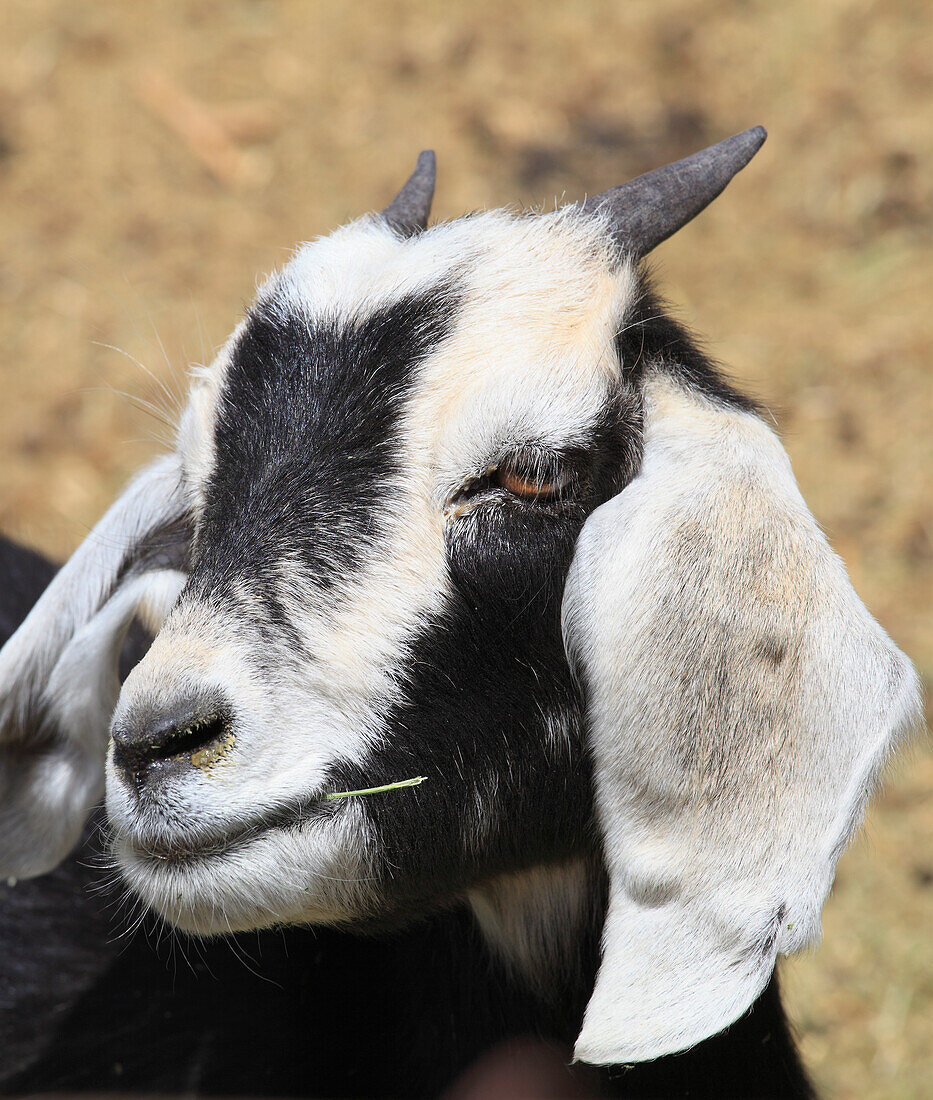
[0,1,930,1096]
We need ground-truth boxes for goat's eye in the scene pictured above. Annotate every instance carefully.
[492,459,568,500]
[452,447,580,509]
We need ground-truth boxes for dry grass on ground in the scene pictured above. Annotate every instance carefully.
[0,2,930,1096]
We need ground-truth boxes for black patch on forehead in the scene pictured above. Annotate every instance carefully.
[191,286,457,596]
[620,274,758,412]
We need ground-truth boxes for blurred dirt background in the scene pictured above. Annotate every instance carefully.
[0,1,930,1095]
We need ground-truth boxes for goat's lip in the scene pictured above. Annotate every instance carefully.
[116,794,338,866]
[128,831,239,864]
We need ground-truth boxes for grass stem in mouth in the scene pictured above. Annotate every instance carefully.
[323,776,427,800]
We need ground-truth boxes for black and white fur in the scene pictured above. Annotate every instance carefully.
[0,135,919,1096]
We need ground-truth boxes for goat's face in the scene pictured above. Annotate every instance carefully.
[2,134,918,1064]
[107,211,639,933]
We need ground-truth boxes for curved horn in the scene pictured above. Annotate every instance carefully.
[582,126,766,257]
[381,150,436,236]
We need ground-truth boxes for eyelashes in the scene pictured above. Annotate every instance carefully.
[492,456,571,500]
[456,446,583,506]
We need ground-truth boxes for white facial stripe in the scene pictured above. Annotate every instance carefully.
[414,258,635,507]
[267,209,636,742]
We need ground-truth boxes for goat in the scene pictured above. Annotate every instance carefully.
[0,129,920,1098]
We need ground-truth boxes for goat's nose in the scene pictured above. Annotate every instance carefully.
[112,696,234,783]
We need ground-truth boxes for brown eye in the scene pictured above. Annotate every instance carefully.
[494,464,562,499]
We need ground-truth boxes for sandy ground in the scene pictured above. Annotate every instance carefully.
[0,1,930,1095]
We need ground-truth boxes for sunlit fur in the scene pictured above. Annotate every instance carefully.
[108,208,638,934]
[0,195,919,1080]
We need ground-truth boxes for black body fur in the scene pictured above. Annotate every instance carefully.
[0,794,810,1098]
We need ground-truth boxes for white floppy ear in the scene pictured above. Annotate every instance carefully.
[0,455,189,878]
[563,377,920,1066]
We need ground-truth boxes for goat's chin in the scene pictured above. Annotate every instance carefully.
[111,809,373,936]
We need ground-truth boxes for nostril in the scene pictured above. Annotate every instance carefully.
[112,702,233,781]
[148,714,231,764]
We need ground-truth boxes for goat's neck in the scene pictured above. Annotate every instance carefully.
[468,856,605,1014]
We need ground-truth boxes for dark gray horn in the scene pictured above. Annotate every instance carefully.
[381,150,436,236]
[581,126,767,257]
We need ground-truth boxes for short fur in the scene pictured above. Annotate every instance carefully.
[0,148,919,1095]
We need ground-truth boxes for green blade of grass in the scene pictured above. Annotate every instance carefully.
[323,776,428,800]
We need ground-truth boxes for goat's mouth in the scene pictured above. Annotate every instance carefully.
[128,830,243,864]
[114,792,340,868]
[111,791,366,936]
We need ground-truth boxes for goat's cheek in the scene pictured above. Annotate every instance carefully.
[445,506,579,615]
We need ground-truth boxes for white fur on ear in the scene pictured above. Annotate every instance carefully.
[563,378,920,1065]
[0,455,188,878]
[0,456,184,716]
[0,569,185,879]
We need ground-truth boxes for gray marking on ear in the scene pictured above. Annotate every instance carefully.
[563,378,920,1065]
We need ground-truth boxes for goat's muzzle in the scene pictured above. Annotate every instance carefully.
[111,694,234,786]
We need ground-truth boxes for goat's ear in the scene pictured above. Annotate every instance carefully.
[562,378,920,1065]
[0,456,189,878]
